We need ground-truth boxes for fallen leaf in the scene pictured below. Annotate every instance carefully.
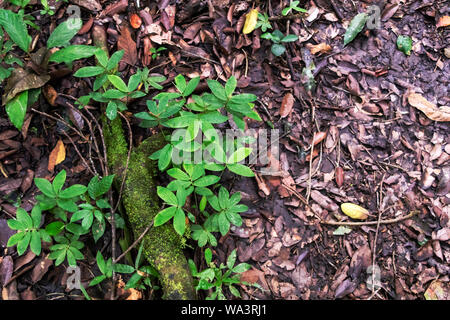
[130,13,142,29]
[340,203,369,220]
[335,167,344,187]
[280,92,294,118]
[69,0,102,12]
[2,68,50,106]
[307,42,332,55]
[43,84,58,106]
[437,16,450,28]
[117,26,138,66]
[312,131,327,146]
[424,280,449,300]
[243,9,258,34]
[48,139,66,172]
[408,92,450,122]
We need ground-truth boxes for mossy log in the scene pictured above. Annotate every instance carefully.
[102,116,196,299]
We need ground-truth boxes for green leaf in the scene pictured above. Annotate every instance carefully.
[49,45,97,64]
[154,207,177,227]
[174,74,186,93]
[5,90,28,130]
[232,262,251,273]
[107,50,124,71]
[7,232,25,247]
[227,163,254,177]
[113,264,135,274]
[34,177,56,198]
[227,147,252,164]
[173,208,186,236]
[88,175,115,199]
[47,18,82,48]
[205,248,212,265]
[74,66,105,78]
[397,35,412,55]
[59,185,87,199]
[89,275,106,286]
[227,249,237,269]
[52,170,66,194]
[183,76,200,97]
[281,34,298,42]
[30,230,41,255]
[106,101,118,120]
[107,75,129,92]
[17,231,31,255]
[45,221,65,236]
[271,43,286,56]
[157,186,178,206]
[207,80,227,101]
[30,205,42,228]
[343,13,368,46]
[225,76,237,97]
[0,9,31,52]
[193,175,220,187]
[167,168,190,181]
[158,144,173,171]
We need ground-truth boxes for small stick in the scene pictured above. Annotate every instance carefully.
[268,13,306,21]
[322,211,418,226]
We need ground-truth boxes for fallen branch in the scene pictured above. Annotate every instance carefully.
[322,211,419,226]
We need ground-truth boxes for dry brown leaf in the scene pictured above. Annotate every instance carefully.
[312,131,327,146]
[48,139,66,172]
[118,26,138,66]
[408,92,450,122]
[437,16,450,28]
[306,42,332,55]
[280,92,294,118]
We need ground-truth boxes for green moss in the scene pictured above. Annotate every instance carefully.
[101,116,195,299]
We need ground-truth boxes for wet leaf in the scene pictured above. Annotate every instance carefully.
[48,140,66,172]
[343,13,368,46]
[340,203,369,220]
[2,68,50,105]
[396,35,412,55]
[243,9,259,34]
[408,92,450,122]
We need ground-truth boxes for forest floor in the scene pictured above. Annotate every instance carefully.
[0,0,449,300]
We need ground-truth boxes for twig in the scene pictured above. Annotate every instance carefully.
[268,13,307,21]
[113,221,154,263]
[322,211,418,226]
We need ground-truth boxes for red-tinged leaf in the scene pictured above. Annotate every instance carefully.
[335,167,344,187]
[312,132,327,146]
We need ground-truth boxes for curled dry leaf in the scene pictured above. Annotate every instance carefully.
[243,9,258,34]
[340,203,369,220]
[43,84,58,106]
[280,92,294,118]
[48,139,66,172]
[118,26,138,66]
[408,92,450,122]
[306,42,332,55]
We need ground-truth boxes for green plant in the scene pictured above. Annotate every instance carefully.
[189,248,252,300]
[0,9,97,130]
[281,1,307,16]
[255,12,272,32]
[7,170,121,267]
[0,28,23,81]
[261,29,298,56]
[397,35,412,55]
[40,0,68,16]
[150,46,166,59]
[135,67,166,92]
[75,49,147,120]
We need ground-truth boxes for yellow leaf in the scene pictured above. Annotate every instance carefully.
[243,9,259,34]
[48,139,66,172]
[341,203,369,220]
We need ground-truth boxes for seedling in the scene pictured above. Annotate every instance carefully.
[189,248,252,300]
[150,46,166,59]
[281,1,307,16]
[256,12,272,32]
[261,30,298,56]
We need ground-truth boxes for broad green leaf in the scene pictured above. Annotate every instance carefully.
[107,50,124,71]
[207,80,227,101]
[5,90,28,130]
[343,13,368,46]
[158,144,173,171]
[157,186,178,206]
[16,208,32,228]
[59,184,87,199]
[7,232,25,247]
[227,147,252,164]
[232,262,251,273]
[30,230,41,255]
[113,264,135,274]
[106,101,118,120]
[167,168,190,181]
[174,74,186,93]
[34,177,55,198]
[52,170,66,194]
[0,9,31,52]
[193,175,220,187]
[17,231,31,255]
[227,249,237,269]
[49,45,97,64]
[47,18,82,48]
[281,34,298,42]
[154,207,177,226]
[183,76,200,97]
[45,221,65,236]
[74,66,105,78]
[205,248,212,265]
[225,76,237,97]
[108,75,129,92]
[173,208,186,236]
[227,163,254,177]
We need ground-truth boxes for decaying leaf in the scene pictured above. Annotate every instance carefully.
[333,226,353,236]
[306,42,332,55]
[340,203,369,220]
[117,26,138,66]
[280,92,294,118]
[424,280,449,300]
[243,9,259,34]
[48,139,66,172]
[408,92,450,122]
[2,68,50,105]
[312,131,327,146]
